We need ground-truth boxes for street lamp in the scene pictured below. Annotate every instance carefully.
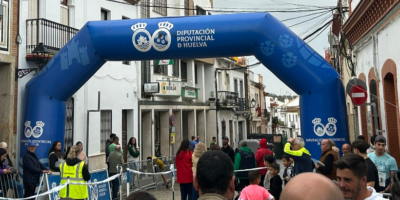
[32,43,50,70]
[251,98,256,108]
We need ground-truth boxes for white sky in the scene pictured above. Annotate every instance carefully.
[213,0,337,95]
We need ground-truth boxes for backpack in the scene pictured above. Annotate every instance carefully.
[237,150,255,178]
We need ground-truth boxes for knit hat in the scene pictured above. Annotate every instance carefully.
[0,148,6,157]
[0,148,6,166]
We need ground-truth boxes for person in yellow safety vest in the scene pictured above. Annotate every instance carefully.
[59,145,91,200]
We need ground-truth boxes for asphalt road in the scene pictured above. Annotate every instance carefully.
[145,159,286,200]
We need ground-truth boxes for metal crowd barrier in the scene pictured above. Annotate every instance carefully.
[118,156,175,198]
[0,172,22,198]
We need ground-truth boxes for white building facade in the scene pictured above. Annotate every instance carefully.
[343,0,400,163]
[17,0,142,170]
[274,97,301,138]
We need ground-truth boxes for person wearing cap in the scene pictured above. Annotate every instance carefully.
[23,142,52,198]
[352,139,379,191]
[368,135,398,192]
[221,136,235,163]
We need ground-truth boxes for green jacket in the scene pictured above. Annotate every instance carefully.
[234,146,257,179]
[128,146,140,157]
[210,141,215,148]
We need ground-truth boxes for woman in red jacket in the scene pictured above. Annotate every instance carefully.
[255,138,273,187]
[175,139,193,200]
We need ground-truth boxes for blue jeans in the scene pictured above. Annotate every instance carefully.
[377,178,391,192]
[180,183,192,200]
[192,184,199,200]
[109,173,120,199]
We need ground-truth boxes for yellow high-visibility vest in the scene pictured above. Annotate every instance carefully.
[59,161,88,199]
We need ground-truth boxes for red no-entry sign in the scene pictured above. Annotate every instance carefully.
[350,85,367,106]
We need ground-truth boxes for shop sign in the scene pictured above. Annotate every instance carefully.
[182,87,198,99]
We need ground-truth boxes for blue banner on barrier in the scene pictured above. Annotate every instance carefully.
[45,170,111,200]
[88,170,112,200]
[47,174,61,200]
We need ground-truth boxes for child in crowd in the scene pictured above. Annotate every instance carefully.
[263,154,274,190]
[239,170,275,200]
[268,163,282,200]
[282,155,293,185]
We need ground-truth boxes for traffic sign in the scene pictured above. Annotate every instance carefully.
[171,113,175,126]
[350,85,367,106]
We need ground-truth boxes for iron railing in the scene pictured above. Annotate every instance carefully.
[26,18,79,54]
[236,98,249,111]
[218,91,238,106]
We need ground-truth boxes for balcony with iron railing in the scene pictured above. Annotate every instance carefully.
[218,91,238,108]
[26,18,79,55]
[217,91,249,112]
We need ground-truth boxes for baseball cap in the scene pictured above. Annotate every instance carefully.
[222,136,229,140]
[375,135,386,144]
[28,142,38,147]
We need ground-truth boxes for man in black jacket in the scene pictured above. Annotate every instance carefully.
[23,142,52,198]
[221,136,235,163]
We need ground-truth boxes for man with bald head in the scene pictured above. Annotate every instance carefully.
[281,173,343,200]
[342,143,351,156]
[316,139,339,180]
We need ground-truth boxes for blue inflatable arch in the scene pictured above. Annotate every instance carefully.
[21,13,348,163]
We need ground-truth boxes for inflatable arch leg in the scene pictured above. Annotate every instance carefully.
[20,13,348,168]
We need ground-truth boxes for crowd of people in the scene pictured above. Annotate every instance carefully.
[144,134,400,200]
[2,133,400,200]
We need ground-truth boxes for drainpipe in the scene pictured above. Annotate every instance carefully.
[373,34,380,83]
[214,69,219,144]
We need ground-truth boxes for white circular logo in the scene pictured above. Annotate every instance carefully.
[313,123,326,137]
[24,121,32,138]
[132,29,152,52]
[152,28,171,52]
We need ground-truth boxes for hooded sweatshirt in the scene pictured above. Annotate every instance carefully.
[364,186,386,200]
[62,158,91,181]
[234,146,257,179]
[175,150,193,183]
[255,139,273,175]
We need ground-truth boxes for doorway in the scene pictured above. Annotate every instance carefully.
[383,73,400,164]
